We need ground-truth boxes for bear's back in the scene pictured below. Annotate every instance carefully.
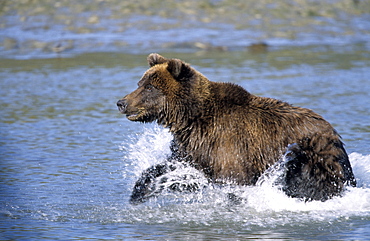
[181,81,342,184]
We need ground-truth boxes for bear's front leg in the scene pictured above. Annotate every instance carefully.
[129,162,176,204]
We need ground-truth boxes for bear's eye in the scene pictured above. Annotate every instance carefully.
[145,84,155,91]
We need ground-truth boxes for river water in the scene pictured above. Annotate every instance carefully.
[1,1,370,240]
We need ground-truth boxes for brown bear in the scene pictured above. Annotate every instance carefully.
[117,53,356,204]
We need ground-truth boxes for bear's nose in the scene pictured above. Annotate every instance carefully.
[117,99,127,113]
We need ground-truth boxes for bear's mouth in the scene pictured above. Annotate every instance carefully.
[127,111,158,123]
[126,113,139,121]
[125,108,147,122]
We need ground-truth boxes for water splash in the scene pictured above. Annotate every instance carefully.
[120,125,172,178]
[122,125,370,226]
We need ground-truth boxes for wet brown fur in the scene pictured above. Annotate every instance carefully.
[118,53,356,201]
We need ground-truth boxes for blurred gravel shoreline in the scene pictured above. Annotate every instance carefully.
[1,0,369,58]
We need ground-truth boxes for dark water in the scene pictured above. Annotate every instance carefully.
[1,1,370,240]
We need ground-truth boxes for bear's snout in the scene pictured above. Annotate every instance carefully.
[117,99,127,114]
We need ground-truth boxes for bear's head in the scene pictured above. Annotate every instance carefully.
[117,53,208,126]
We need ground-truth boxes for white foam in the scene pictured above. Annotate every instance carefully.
[123,125,172,176]
[349,152,370,188]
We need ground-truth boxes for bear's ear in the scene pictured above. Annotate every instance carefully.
[167,58,194,81]
[147,53,168,67]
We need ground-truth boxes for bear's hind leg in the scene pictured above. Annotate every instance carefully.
[282,133,356,201]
